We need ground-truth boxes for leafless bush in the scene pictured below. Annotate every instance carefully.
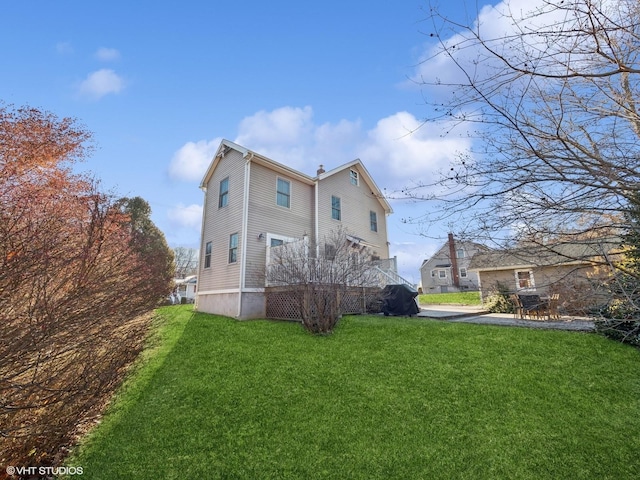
[266,228,381,334]
[0,105,174,469]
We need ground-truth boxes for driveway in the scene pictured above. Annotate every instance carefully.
[418,304,596,332]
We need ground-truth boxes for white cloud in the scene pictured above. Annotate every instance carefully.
[77,69,125,99]
[168,138,221,182]
[234,106,319,169]
[410,0,577,92]
[95,47,120,61]
[236,106,314,146]
[167,203,203,229]
[389,240,440,285]
[168,106,469,196]
[359,111,469,191]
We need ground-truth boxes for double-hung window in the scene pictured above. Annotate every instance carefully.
[331,196,341,221]
[204,241,212,269]
[229,233,238,264]
[219,177,229,208]
[350,169,359,186]
[277,178,290,208]
[370,211,378,232]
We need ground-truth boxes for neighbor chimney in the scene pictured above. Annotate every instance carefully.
[317,164,325,175]
[448,233,460,288]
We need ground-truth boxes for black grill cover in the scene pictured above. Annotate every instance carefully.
[381,284,420,316]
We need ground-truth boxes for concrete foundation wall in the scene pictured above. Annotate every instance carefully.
[196,292,239,318]
[196,291,266,319]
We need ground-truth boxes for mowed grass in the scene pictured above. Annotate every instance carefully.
[418,291,482,305]
[71,305,640,479]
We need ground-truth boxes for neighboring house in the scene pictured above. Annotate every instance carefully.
[468,239,621,309]
[175,275,197,303]
[420,234,488,293]
[196,139,396,319]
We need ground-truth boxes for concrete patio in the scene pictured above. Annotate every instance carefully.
[418,304,596,331]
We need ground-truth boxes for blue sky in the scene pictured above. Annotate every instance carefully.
[1,0,505,283]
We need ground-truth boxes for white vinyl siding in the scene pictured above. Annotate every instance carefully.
[244,163,314,289]
[198,149,244,292]
[316,166,389,259]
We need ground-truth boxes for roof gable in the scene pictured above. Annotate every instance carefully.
[317,159,392,214]
[200,140,392,214]
[200,139,315,189]
[420,240,490,271]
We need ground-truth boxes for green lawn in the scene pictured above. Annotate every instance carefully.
[418,291,482,305]
[70,305,640,479]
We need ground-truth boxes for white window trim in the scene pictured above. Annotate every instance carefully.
[515,269,536,291]
[265,234,299,267]
[218,176,229,208]
[350,169,359,186]
[229,233,239,264]
[370,210,378,232]
[331,195,341,221]
[459,267,467,278]
[266,233,297,247]
[276,177,291,209]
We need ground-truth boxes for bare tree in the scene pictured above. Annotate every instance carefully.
[409,0,640,261]
[173,246,198,278]
[265,228,381,334]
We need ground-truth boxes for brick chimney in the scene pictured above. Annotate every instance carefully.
[448,233,460,288]
[317,164,325,175]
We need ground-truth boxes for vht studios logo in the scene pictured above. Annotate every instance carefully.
[5,465,84,477]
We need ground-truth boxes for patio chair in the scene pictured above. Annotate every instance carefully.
[548,293,560,320]
[510,294,524,319]
[519,294,546,320]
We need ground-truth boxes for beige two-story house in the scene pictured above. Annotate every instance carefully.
[196,139,394,319]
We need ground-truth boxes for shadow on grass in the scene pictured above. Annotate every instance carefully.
[70,307,640,480]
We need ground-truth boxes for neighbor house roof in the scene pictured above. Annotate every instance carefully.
[468,238,622,272]
[200,139,392,214]
[419,240,489,270]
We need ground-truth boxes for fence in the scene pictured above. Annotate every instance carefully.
[265,285,383,320]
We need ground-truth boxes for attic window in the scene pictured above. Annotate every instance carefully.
[350,169,359,186]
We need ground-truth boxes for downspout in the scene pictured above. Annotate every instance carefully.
[314,179,319,257]
[238,153,252,318]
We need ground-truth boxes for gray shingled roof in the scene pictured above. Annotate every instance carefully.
[468,238,621,271]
